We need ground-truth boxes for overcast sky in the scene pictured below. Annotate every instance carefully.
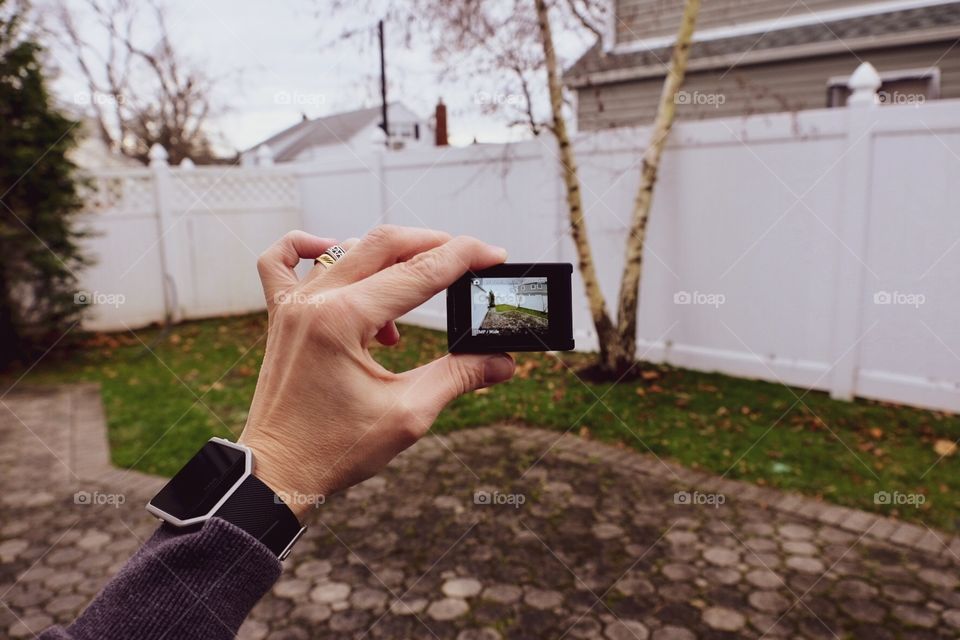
[41,0,591,153]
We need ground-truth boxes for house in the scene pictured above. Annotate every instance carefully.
[242,102,432,165]
[564,0,960,129]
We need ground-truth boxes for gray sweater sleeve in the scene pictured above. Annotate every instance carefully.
[39,517,281,640]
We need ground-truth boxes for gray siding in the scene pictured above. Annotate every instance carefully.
[616,0,877,44]
[576,42,960,129]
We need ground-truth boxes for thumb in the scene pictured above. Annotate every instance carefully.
[402,353,515,415]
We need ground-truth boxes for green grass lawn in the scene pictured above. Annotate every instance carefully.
[494,304,549,319]
[4,313,958,531]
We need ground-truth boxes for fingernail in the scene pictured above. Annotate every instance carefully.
[483,355,514,385]
[492,246,508,261]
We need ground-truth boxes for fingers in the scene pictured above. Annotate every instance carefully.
[305,237,359,283]
[258,231,335,306]
[351,235,507,330]
[322,225,451,286]
[399,353,515,419]
[306,237,400,344]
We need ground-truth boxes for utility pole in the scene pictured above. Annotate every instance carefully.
[378,19,389,147]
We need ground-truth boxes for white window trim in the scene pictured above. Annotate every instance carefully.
[603,0,617,53]
[610,0,959,55]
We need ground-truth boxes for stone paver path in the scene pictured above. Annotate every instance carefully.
[1,385,959,639]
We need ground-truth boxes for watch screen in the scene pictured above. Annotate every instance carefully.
[150,441,247,520]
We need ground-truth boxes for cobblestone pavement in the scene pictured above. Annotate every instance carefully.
[1,385,959,639]
[479,309,548,335]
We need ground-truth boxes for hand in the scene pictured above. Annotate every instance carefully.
[238,226,516,519]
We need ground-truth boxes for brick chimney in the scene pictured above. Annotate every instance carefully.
[434,99,448,146]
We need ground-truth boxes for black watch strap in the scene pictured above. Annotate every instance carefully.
[215,474,305,560]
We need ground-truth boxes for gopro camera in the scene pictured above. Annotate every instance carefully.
[446,263,575,353]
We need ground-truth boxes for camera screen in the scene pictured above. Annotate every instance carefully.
[447,263,573,353]
[470,276,549,339]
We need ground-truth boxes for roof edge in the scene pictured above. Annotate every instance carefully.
[565,26,960,88]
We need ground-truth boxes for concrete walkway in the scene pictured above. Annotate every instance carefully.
[0,385,958,639]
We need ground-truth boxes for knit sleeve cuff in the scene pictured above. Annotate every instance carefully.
[62,517,281,640]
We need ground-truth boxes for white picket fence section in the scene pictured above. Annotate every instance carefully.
[76,64,960,413]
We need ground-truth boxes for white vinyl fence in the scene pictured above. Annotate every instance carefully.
[79,146,301,329]
[77,65,960,413]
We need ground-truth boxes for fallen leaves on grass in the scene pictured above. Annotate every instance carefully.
[514,359,539,379]
[933,439,957,457]
[234,365,255,378]
[79,332,139,349]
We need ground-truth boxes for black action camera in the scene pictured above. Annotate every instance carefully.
[446,263,575,353]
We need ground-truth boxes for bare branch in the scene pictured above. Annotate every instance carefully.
[52,0,218,164]
[564,0,603,45]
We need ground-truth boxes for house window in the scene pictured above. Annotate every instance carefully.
[391,122,420,140]
[827,67,941,107]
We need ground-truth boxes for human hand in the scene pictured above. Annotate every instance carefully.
[238,226,515,518]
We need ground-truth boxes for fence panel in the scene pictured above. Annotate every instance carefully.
[74,94,960,412]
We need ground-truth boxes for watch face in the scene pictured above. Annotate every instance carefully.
[150,440,247,521]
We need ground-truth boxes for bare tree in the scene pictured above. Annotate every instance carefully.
[606,0,700,374]
[321,0,701,377]
[53,0,218,164]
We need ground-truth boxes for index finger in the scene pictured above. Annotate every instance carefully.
[349,236,507,330]
[258,230,336,307]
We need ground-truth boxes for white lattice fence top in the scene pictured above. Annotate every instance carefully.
[81,171,155,216]
[171,170,300,212]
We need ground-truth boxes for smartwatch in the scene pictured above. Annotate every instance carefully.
[146,437,306,560]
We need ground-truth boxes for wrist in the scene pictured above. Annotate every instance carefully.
[244,442,315,521]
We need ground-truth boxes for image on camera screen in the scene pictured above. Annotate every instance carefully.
[470,276,549,338]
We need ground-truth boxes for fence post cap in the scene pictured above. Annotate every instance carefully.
[847,62,881,106]
[256,144,275,165]
[148,143,169,166]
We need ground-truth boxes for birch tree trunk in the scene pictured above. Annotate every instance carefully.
[610,0,700,374]
[533,0,617,364]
